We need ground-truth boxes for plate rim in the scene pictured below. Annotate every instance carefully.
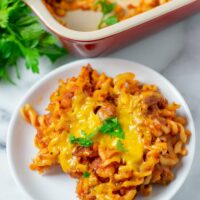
[7,57,196,200]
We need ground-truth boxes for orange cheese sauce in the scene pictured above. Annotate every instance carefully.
[49,90,144,173]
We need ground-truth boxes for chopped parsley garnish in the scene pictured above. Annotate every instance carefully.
[80,130,87,137]
[100,117,125,139]
[83,171,90,178]
[96,0,118,29]
[69,129,99,147]
[117,140,128,152]
[103,15,118,26]
[69,117,125,147]
[96,0,116,15]
[69,134,93,147]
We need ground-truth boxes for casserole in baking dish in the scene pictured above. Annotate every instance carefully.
[42,0,171,29]
[24,0,200,57]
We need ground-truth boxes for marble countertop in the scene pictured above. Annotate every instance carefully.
[1,13,200,200]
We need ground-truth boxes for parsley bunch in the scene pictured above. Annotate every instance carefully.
[96,0,118,29]
[0,0,66,82]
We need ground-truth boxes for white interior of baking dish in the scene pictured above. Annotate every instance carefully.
[62,10,102,32]
[24,0,194,41]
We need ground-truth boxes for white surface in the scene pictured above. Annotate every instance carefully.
[64,10,102,31]
[1,13,200,200]
[7,58,195,200]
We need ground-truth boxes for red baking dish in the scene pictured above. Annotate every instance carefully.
[25,0,200,57]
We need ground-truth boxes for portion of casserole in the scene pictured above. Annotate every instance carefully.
[43,0,171,29]
[21,65,190,200]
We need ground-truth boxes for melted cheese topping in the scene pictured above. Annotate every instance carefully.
[53,95,102,173]
[50,90,144,173]
[117,92,143,168]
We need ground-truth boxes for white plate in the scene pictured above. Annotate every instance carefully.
[7,58,195,200]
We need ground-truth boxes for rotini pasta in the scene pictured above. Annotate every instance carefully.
[21,65,190,200]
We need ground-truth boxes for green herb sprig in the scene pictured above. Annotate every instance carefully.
[69,134,93,147]
[0,0,66,82]
[69,130,98,147]
[99,117,125,139]
[117,140,128,152]
[83,171,90,178]
[96,0,118,29]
